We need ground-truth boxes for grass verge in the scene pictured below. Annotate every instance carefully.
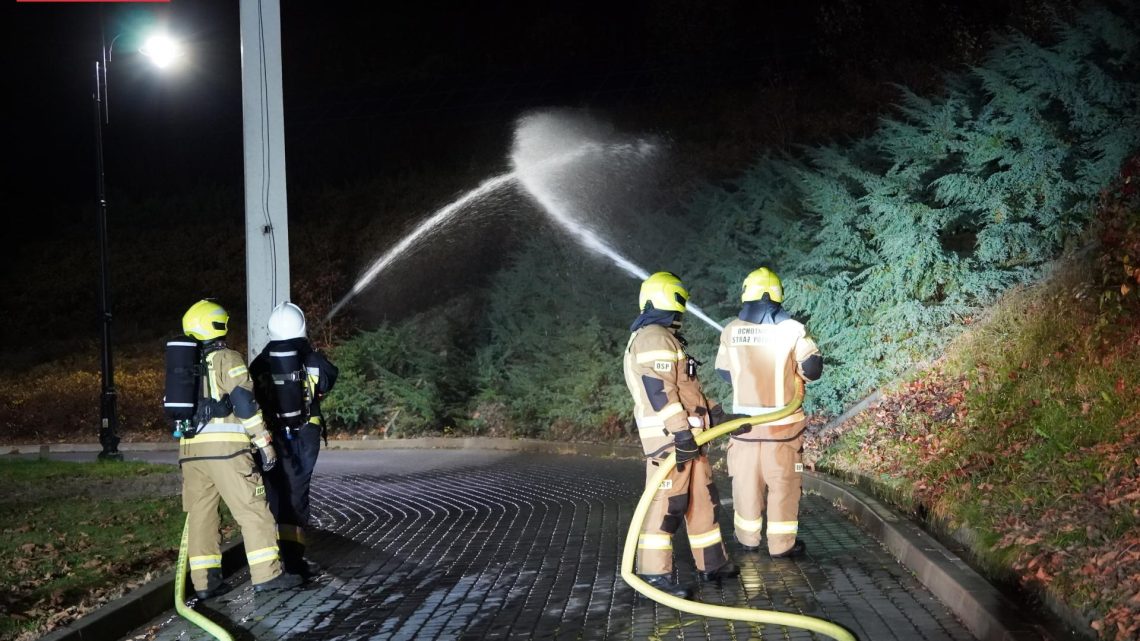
[0,459,231,641]
[808,212,1140,640]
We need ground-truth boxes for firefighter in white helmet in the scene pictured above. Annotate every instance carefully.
[250,302,338,578]
[715,268,822,558]
[623,272,739,598]
[178,300,303,598]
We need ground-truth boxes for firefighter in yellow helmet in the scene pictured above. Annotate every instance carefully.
[622,272,738,598]
[714,268,822,558]
[178,300,303,598]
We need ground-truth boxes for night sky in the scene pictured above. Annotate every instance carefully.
[8,0,1054,355]
[14,1,242,227]
[12,0,815,207]
[11,1,1036,234]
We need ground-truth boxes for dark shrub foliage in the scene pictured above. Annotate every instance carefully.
[327,7,1138,434]
[474,235,634,435]
[671,8,1139,414]
[324,313,475,436]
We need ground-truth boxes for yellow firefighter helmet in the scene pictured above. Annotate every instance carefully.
[639,272,689,313]
[741,267,783,303]
[182,300,230,341]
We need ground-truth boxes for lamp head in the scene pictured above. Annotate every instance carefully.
[139,34,183,69]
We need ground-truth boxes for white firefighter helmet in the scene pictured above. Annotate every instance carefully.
[267,302,307,341]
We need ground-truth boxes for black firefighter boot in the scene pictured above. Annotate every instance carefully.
[770,539,807,559]
[286,556,322,579]
[638,574,693,599]
[194,569,231,600]
[698,560,740,582]
[254,570,305,593]
[281,540,321,578]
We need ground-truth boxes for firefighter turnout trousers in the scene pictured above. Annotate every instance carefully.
[265,422,321,568]
[638,453,729,575]
[182,452,282,590]
[726,420,806,555]
[180,342,282,591]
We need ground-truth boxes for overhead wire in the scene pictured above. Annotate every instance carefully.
[257,0,278,306]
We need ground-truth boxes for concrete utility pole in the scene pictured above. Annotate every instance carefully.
[239,0,290,360]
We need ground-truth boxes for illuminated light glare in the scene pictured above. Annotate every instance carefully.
[139,34,184,69]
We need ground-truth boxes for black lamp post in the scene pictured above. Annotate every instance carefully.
[93,32,182,461]
[93,48,120,461]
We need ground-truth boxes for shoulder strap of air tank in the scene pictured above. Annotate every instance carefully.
[203,350,218,400]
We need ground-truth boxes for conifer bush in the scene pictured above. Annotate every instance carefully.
[328,7,1138,437]
[324,315,472,436]
[672,7,1139,415]
[475,236,633,435]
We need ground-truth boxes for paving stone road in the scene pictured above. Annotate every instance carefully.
[125,450,975,641]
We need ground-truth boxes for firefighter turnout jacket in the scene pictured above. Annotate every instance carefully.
[178,341,283,591]
[714,304,820,429]
[180,343,272,460]
[250,338,339,573]
[623,324,712,458]
[623,318,730,576]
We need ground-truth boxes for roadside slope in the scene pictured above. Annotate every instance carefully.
[809,160,1140,641]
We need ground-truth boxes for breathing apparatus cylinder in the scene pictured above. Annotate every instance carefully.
[268,347,308,435]
[164,338,201,438]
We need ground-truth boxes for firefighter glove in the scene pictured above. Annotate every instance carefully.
[708,404,728,426]
[673,429,700,471]
[732,422,753,436]
[259,444,277,472]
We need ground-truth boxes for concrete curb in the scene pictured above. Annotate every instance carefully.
[2,437,645,459]
[805,471,1049,641]
[326,436,645,458]
[4,442,179,455]
[18,439,1039,641]
[38,539,245,641]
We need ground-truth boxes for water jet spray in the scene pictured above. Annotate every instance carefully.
[328,113,724,333]
[326,172,516,321]
[510,117,724,332]
[326,146,602,323]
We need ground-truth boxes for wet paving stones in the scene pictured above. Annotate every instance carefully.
[128,450,975,640]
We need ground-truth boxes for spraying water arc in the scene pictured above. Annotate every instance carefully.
[510,139,724,332]
[326,171,518,322]
[327,115,724,333]
[327,145,609,323]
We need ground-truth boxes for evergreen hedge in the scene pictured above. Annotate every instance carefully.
[326,7,1138,434]
[670,7,1139,415]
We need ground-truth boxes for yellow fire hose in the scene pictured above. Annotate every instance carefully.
[175,515,235,641]
[621,386,858,641]
[167,395,850,640]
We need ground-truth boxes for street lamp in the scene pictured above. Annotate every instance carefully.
[94,31,183,461]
